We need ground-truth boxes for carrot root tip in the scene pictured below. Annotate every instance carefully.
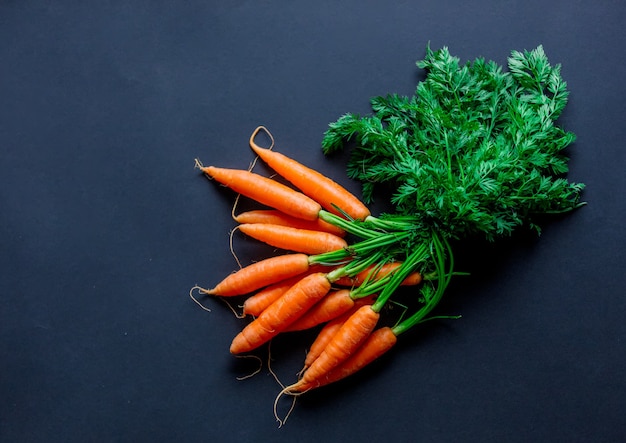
[189,286,212,312]
[234,354,263,380]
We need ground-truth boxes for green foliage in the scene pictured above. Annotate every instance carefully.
[322,45,585,241]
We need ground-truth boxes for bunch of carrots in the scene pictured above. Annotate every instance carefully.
[194,126,452,423]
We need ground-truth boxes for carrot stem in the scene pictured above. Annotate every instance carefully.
[370,242,430,312]
[391,233,454,335]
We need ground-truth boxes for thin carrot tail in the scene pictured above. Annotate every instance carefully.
[273,381,306,427]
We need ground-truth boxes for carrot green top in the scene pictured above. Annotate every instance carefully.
[321,45,585,242]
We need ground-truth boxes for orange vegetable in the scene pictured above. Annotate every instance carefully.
[201,253,310,297]
[230,273,331,354]
[285,291,376,332]
[238,223,348,255]
[250,126,370,220]
[198,164,321,221]
[234,209,345,237]
[298,295,377,370]
[296,327,398,392]
[284,304,380,391]
[242,265,332,317]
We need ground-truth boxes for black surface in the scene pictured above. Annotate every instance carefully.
[2,1,625,442]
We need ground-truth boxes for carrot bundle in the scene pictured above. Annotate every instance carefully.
[194,41,585,425]
[193,126,448,419]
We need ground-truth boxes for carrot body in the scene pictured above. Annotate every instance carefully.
[203,253,310,296]
[283,289,355,332]
[297,327,398,392]
[239,223,348,255]
[289,305,380,389]
[242,277,300,317]
[199,165,321,221]
[302,311,350,370]
[333,262,422,287]
[250,127,370,220]
[234,209,345,237]
[300,295,376,368]
[230,273,331,354]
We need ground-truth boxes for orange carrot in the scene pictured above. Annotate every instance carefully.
[285,291,376,332]
[242,265,333,317]
[201,253,310,297]
[198,164,321,221]
[230,273,331,354]
[242,277,300,317]
[301,310,351,370]
[284,304,380,390]
[296,295,377,372]
[333,262,422,287]
[234,209,346,237]
[296,327,398,392]
[238,223,348,255]
[250,126,370,220]
[283,289,354,332]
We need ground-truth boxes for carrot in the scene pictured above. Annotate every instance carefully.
[296,327,398,392]
[284,304,380,390]
[284,291,376,332]
[201,253,310,297]
[230,273,331,354]
[298,296,376,370]
[242,265,334,317]
[301,314,346,371]
[238,223,348,255]
[250,126,371,220]
[234,209,346,237]
[333,262,422,287]
[198,163,321,221]
[242,276,301,317]
[283,289,354,332]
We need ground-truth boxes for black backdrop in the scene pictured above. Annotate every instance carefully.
[2,1,625,442]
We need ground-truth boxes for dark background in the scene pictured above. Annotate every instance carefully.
[2,1,625,442]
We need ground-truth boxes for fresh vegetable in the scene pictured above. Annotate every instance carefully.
[284,291,376,332]
[241,276,302,317]
[199,253,311,296]
[237,223,348,255]
[295,326,398,392]
[234,209,346,237]
[197,163,322,221]
[281,304,380,393]
[193,44,585,422]
[250,126,371,220]
[230,272,332,354]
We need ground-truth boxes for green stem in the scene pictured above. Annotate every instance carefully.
[310,230,412,266]
[391,232,455,335]
[370,243,430,312]
[318,210,381,239]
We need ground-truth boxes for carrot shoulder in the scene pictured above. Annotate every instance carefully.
[198,164,321,221]
[230,273,331,354]
[250,127,370,220]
